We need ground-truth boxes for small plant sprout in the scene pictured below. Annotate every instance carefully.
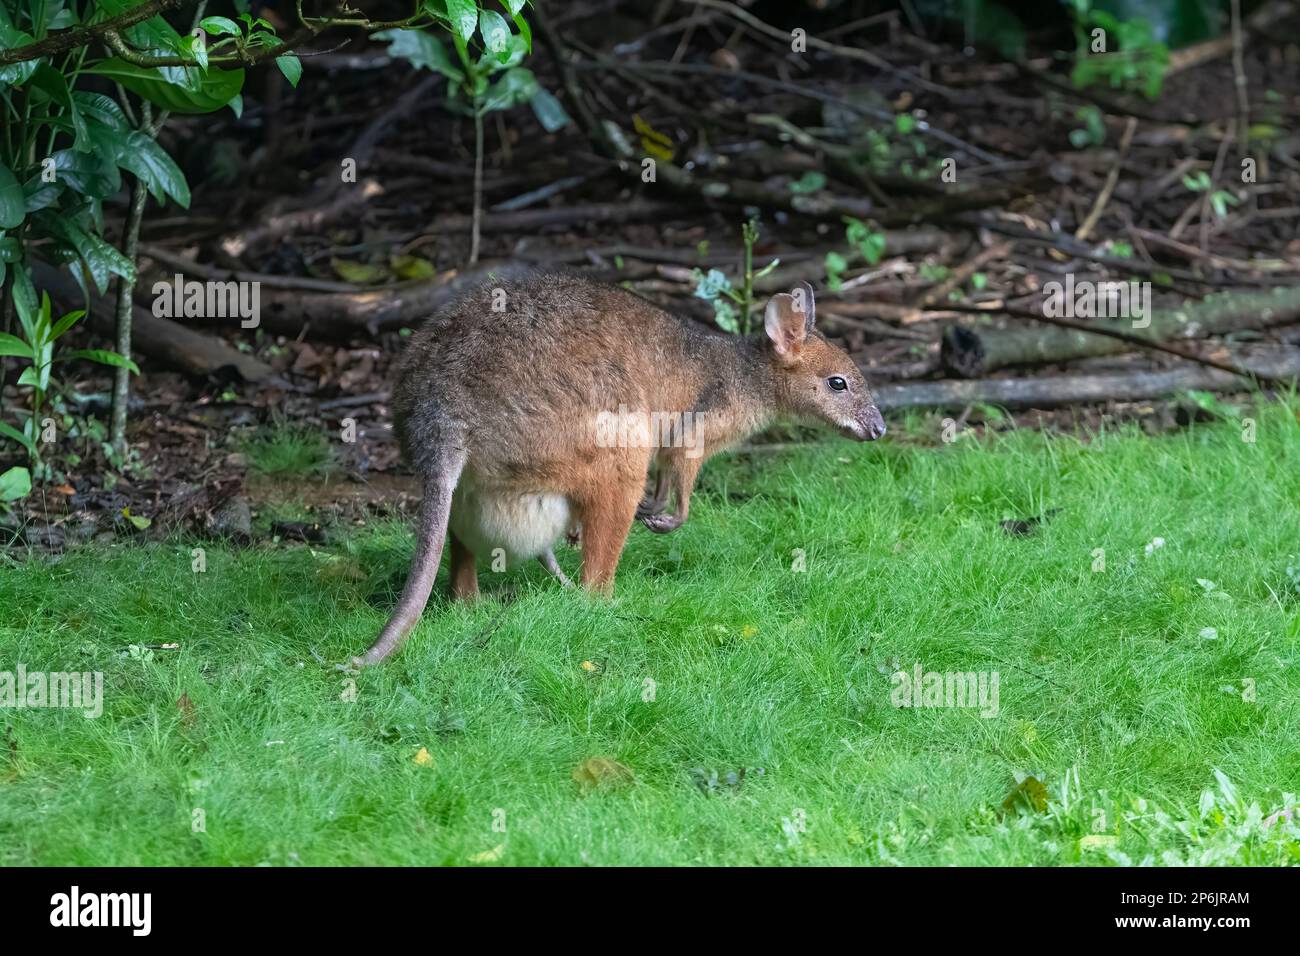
[825,216,886,291]
[691,218,780,335]
[0,293,137,479]
[1181,171,1241,219]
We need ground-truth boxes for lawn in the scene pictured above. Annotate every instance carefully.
[2,403,1299,866]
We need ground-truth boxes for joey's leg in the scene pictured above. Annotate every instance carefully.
[637,466,670,519]
[641,454,702,534]
[449,531,480,602]
[538,550,575,588]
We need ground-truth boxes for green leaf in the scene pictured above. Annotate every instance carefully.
[50,147,121,199]
[0,422,36,457]
[445,0,479,44]
[528,86,569,132]
[276,54,302,88]
[32,212,134,293]
[390,254,436,280]
[86,59,245,114]
[481,67,537,114]
[97,0,187,54]
[501,0,528,15]
[0,332,33,358]
[0,163,24,229]
[49,309,85,340]
[180,33,209,72]
[11,267,36,336]
[330,258,389,284]
[30,64,87,148]
[0,23,38,88]
[116,130,191,207]
[788,171,827,195]
[57,348,140,374]
[478,9,511,61]
[72,92,130,130]
[199,15,241,36]
[511,12,532,53]
[374,28,464,82]
[0,466,32,502]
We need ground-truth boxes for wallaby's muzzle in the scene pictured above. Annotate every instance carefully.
[851,404,887,441]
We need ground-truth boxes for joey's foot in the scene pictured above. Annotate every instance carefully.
[636,497,667,520]
[641,512,684,534]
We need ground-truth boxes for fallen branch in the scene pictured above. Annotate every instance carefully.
[875,351,1300,411]
[219,180,384,259]
[33,262,277,383]
[244,261,537,338]
[940,285,1300,378]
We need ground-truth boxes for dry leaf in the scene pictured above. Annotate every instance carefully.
[1001,774,1050,815]
[572,756,634,793]
[413,747,433,767]
[176,692,196,728]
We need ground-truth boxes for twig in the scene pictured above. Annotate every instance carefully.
[1075,117,1137,242]
[685,0,970,101]
[0,0,191,65]
[1230,0,1251,163]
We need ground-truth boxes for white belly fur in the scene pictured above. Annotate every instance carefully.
[449,475,573,567]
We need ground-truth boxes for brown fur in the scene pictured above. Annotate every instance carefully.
[357,273,884,664]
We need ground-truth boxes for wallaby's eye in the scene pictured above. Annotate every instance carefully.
[827,376,848,392]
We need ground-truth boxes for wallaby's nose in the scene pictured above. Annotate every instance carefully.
[862,407,886,441]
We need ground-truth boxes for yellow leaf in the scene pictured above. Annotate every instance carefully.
[468,843,505,863]
[390,254,436,281]
[1079,834,1118,851]
[413,747,433,767]
[1001,774,1050,815]
[633,113,675,162]
[580,660,602,673]
[121,507,151,531]
[572,756,634,793]
[741,624,758,639]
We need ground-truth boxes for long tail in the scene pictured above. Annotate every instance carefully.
[357,451,465,665]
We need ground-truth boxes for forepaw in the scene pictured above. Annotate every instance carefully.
[636,497,667,520]
[640,512,684,534]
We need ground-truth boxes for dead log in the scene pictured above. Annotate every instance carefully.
[32,261,277,383]
[875,351,1300,411]
[218,180,384,259]
[250,261,537,338]
[941,286,1300,378]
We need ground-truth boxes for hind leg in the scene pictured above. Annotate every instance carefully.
[575,460,647,595]
[449,531,480,601]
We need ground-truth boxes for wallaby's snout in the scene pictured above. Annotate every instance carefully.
[849,401,887,442]
[764,280,887,443]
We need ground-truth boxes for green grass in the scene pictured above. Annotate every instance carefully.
[239,422,335,477]
[3,404,1300,866]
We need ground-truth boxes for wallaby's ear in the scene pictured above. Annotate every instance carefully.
[790,280,816,334]
[765,282,816,363]
[765,292,807,362]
